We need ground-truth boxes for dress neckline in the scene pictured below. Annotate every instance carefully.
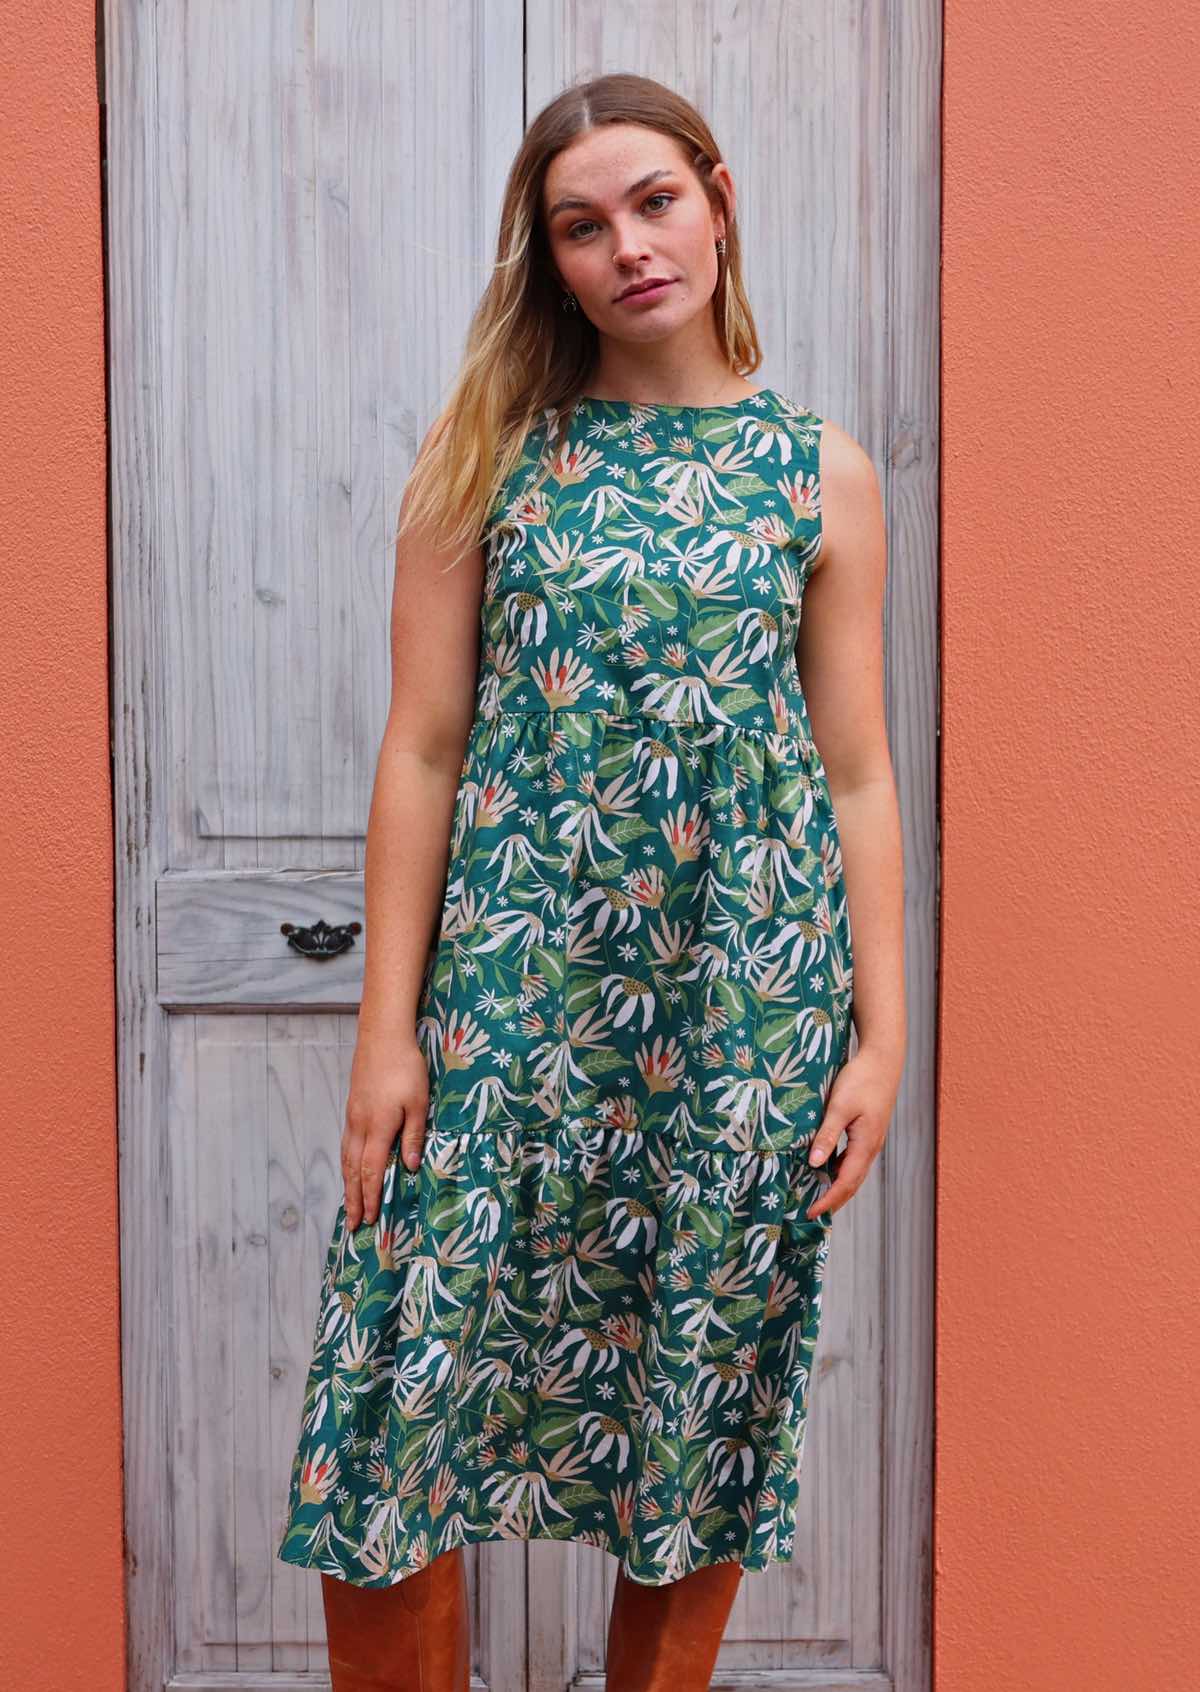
[573,386,777,415]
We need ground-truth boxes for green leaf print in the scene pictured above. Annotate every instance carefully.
[631,577,678,619]
[580,1264,632,1291]
[427,1193,469,1230]
[736,735,766,783]
[685,1205,726,1249]
[771,772,816,812]
[776,1083,820,1117]
[535,1415,583,1449]
[577,1046,630,1078]
[720,1296,771,1326]
[713,685,764,717]
[721,472,774,497]
[691,611,742,649]
[531,945,565,986]
[561,713,597,749]
[649,1433,685,1473]
[554,1483,606,1508]
[607,814,660,845]
[496,1388,526,1423]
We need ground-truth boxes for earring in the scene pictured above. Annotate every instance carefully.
[715,237,727,256]
[561,289,578,312]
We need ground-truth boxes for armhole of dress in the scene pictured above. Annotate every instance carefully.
[481,411,553,549]
[516,404,566,505]
[809,413,825,578]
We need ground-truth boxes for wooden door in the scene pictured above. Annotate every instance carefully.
[107,3,937,1689]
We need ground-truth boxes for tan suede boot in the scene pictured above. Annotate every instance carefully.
[319,1548,470,1692]
[603,1559,744,1691]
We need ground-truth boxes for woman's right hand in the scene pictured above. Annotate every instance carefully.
[340,1033,431,1231]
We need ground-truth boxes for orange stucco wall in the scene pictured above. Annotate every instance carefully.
[938,5,1200,1690]
[3,5,1198,1690]
[0,7,124,1692]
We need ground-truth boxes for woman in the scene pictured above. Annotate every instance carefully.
[277,71,906,1692]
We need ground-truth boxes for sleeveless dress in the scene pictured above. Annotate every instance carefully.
[276,386,855,1589]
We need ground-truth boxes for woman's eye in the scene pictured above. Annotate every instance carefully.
[565,193,674,240]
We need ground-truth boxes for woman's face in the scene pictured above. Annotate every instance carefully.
[542,123,732,349]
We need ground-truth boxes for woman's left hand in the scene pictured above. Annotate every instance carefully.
[804,1044,903,1219]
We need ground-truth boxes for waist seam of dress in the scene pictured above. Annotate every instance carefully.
[472,703,819,756]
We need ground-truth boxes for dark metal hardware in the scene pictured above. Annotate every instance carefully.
[280,917,362,959]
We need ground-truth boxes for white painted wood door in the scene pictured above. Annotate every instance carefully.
[107,4,937,1689]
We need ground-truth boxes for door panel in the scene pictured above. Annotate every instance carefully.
[108,1,936,1687]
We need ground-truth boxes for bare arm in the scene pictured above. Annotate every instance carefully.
[343,464,485,1227]
[796,420,907,1215]
[358,512,484,1041]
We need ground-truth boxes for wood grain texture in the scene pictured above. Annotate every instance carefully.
[156,869,375,1010]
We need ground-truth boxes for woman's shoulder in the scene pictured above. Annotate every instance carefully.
[765,397,877,494]
[811,412,878,492]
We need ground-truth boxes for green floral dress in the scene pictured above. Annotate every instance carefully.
[277,387,855,1589]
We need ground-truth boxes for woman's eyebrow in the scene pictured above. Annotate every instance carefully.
[546,168,675,221]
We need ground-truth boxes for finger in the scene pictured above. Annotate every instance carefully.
[805,1147,870,1219]
[808,1120,846,1167]
[805,1173,850,1219]
[341,1129,366,1231]
[400,1106,428,1173]
[358,1142,390,1227]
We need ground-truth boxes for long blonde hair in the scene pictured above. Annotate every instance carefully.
[397,71,764,569]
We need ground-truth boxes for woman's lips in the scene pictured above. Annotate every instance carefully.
[616,280,675,306]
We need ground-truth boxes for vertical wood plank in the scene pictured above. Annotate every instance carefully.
[268,1015,329,1672]
[230,1022,275,1670]
[107,0,179,1679]
[881,0,940,1680]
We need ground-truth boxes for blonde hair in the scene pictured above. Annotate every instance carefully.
[396,71,764,569]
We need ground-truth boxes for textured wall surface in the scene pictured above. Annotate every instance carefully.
[2,2,1198,1688]
[939,5,1200,1689]
[0,7,123,1692]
